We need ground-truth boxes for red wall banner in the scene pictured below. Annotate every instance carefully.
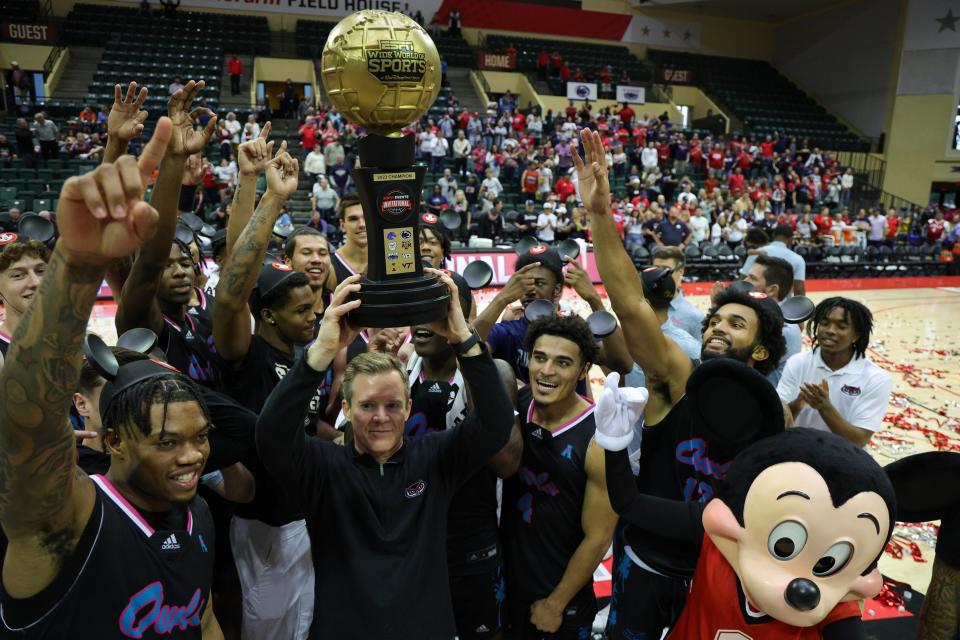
[435,0,631,41]
[1,22,57,45]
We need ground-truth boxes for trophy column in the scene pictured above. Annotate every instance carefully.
[348,132,450,328]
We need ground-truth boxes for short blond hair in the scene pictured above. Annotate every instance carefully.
[342,352,409,404]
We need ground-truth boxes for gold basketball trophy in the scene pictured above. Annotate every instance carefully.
[321,10,450,327]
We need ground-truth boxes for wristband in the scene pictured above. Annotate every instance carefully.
[451,329,482,356]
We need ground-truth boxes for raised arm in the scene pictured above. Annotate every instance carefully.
[102,82,149,164]
[0,119,171,597]
[530,441,617,634]
[214,142,298,365]
[573,129,691,386]
[563,256,632,375]
[227,121,273,253]
[115,80,217,335]
[256,275,361,493]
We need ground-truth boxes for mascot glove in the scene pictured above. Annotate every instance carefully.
[594,372,648,452]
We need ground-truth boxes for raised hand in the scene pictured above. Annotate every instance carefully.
[264,141,299,200]
[594,371,648,451]
[563,256,599,304]
[571,128,612,216]
[424,268,471,343]
[309,274,362,371]
[500,261,541,304]
[166,79,218,157]
[57,117,172,265]
[238,121,274,177]
[108,82,149,143]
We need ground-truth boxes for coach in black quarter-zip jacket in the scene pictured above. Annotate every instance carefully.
[256,271,516,640]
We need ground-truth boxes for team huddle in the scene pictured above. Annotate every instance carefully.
[0,83,904,640]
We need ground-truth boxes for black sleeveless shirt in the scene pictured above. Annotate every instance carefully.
[501,386,597,606]
[0,475,214,638]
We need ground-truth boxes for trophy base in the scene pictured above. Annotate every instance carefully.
[349,274,451,328]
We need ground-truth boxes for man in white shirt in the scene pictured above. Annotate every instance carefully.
[437,168,457,203]
[867,208,887,247]
[777,297,892,447]
[304,143,326,180]
[687,207,709,245]
[429,132,448,174]
[480,167,503,199]
[536,202,558,243]
[640,141,658,173]
[452,130,471,177]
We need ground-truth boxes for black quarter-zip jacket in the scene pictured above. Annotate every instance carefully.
[255,346,514,640]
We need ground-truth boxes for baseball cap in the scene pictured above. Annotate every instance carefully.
[542,201,554,209]
[253,262,299,300]
[525,199,535,206]
[556,206,567,214]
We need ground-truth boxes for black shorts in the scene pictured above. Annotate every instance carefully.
[450,562,505,639]
[506,588,596,640]
[606,528,688,640]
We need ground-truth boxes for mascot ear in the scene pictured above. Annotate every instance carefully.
[842,567,884,602]
[703,499,745,544]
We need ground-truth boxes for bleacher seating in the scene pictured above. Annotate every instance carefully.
[485,34,651,94]
[87,36,222,112]
[61,3,269,55]
[0,0,40,21]
[296,20,475,68]
[647,50,868,152]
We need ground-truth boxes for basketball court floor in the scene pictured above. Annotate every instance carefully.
[70,274,960,633]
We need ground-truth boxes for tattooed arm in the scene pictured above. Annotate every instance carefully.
[115,80,217,336]
[226,122,273,254]
[214,144,298,365]
[0,120,171,598]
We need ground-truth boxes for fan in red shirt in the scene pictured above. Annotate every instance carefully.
[926,212,947,243]
[619,104,635,127]
[657,140,671,166]
[761,138,775,156]
[520,163,539,196]
[813,209,834,237]
[708,145,725,171]
[728,168,746,193]
[689,141,704,170]
[554,173,576,201]
[299,117,317,151]
[511,111,525,133]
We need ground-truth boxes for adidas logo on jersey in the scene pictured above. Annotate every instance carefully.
[531,428,543,439]
[475,625,490,633]
[428,382,443,393]
[161,534,181,551]
[184,331,195,341]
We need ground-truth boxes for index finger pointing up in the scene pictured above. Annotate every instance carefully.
[259,121,272,140]
[138,117,173,187]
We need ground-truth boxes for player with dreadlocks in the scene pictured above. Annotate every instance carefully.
[0,117,224,637]
[777,297,892,447]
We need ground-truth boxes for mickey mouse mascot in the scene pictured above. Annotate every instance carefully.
[597,369,897,639]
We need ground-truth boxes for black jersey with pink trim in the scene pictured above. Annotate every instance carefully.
[159,310,219,389]
[0,475,214,639]
[501,385,597,607]
[0,329,10,359]
[331,250,359,286]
